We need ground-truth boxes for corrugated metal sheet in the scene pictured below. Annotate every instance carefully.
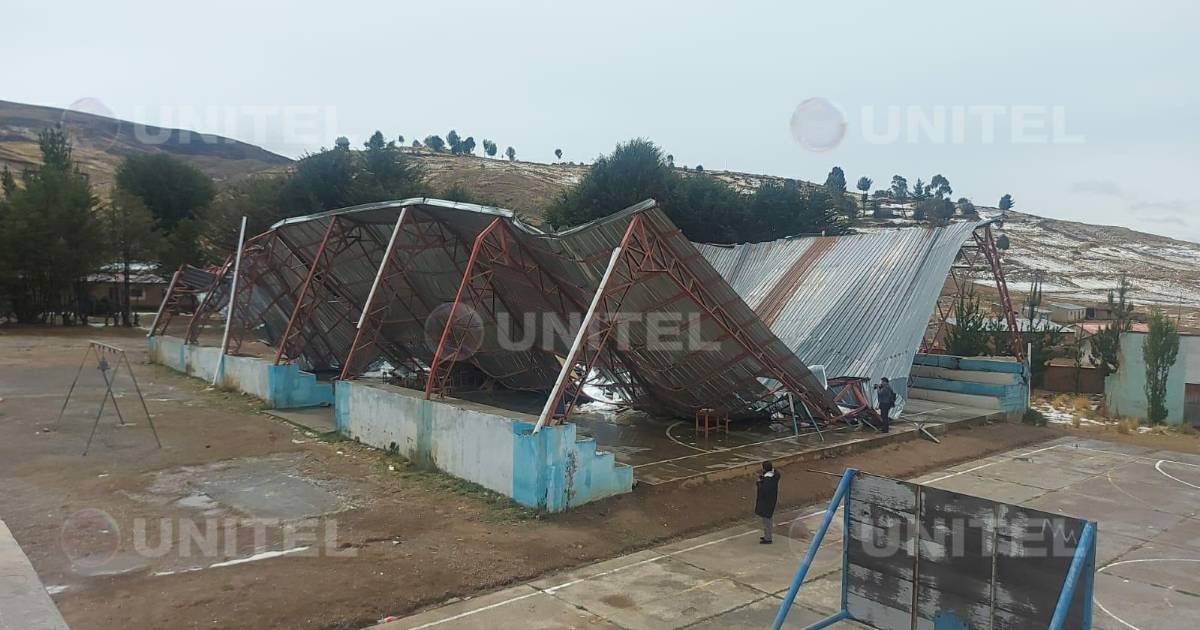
[240,198,839,418]
[697,221,984,403]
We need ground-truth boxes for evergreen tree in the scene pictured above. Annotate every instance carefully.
[890,175,909,200]
[824,166,847,197]
[447,130,462,154]
[945,289,989,356]
[555,148,563,161]
[1090,275,1134,379]
[1,165,14,199]
[0,128,105,323]
[424,135,446,152]
[102,191,161,325]
[482,139,497,157]
[856,176,872,218]
[1143,308,1180,424]
[505,146,516,161]
[999,193,1015,213]
[461,136,476,155]
[115,154,215,231]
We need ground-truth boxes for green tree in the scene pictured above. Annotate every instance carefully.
[996,234,1011,250]
[930,174,952,198]
[1089,275,1134,379]
[1028,320,1065,388]
[202,175,287,255]
[482,139,497,157]
[745,182,848,241]
[555,148,563,161]
[505,146,516,161]
[397,134,405,144]
[462,136,476,155]
[102,191,161,325]
[912,178,929,201]
[889,175,909,200]
[115,154,216,231]
[424,135,446,152]
[334,136,351,150]
[447,130,462,154]
[956,197,978,217]
[0,128,105,323]
[856,176,872,217]
[945,288,989,356]
[1,165,14,199]
[546,138,848,244]
[824,166,846,197]
[1143,308,1180,424]
[666,154,674,167]
[999,193,1014,213]
[276,145,356,214]
[357,131,424,202]
[916,197,954,224]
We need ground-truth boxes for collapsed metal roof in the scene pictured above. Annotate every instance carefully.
[220,198,842,419]
[696,221,985,397]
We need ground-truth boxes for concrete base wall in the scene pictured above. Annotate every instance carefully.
[336,381,633,512]
[147,336,333,409]
[1105,332,1187,424]
[911,354,1030,417]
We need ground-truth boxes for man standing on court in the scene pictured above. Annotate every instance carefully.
[755,461,780,544]
[875,377,896,433]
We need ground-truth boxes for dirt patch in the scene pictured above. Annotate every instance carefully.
[1,327,1060,630]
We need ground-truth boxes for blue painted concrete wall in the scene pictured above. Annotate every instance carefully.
[147,336,333,409]
[912,353,1030,415]
[337,381,632,512]
[1105,332,1187,424]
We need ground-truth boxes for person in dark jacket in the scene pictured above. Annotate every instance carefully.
[875,377,896,433]
[755,461,780,544]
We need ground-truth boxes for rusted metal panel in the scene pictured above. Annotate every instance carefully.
[235,198,837,418]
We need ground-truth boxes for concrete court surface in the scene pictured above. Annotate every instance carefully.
[377,436,1200,630]
[0,520,69,630]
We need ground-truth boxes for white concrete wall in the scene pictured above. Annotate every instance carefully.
[339,382,422,455]
[429,403,515,497]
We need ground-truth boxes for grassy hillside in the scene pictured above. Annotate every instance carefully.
[0,99,292,192]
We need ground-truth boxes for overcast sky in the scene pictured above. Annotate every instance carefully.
[5,0,1198,243]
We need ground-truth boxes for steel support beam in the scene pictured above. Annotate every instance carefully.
[424,218,506,398]
[339,208,429,380]
[183,255,233,344]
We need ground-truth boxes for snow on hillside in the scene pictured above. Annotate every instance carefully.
[993,210,1200,307]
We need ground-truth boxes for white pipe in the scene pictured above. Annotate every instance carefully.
[147,269,180,337]
[358,208,408,329]
[213,217,248,386]
[534,246,623,433]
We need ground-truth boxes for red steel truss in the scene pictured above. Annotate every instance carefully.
[534,213,833,431]
[338,208,433,381]
[183,255,233,344]
[271,217,388,367]
[924,222,1024,360]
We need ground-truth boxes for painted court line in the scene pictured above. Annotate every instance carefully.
[404,507,831,629]
[922,442,1062,485]
[404,438,1171,630]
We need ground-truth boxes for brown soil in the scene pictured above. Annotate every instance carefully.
[1056,423,1200,455]
[1,326,1061,630]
